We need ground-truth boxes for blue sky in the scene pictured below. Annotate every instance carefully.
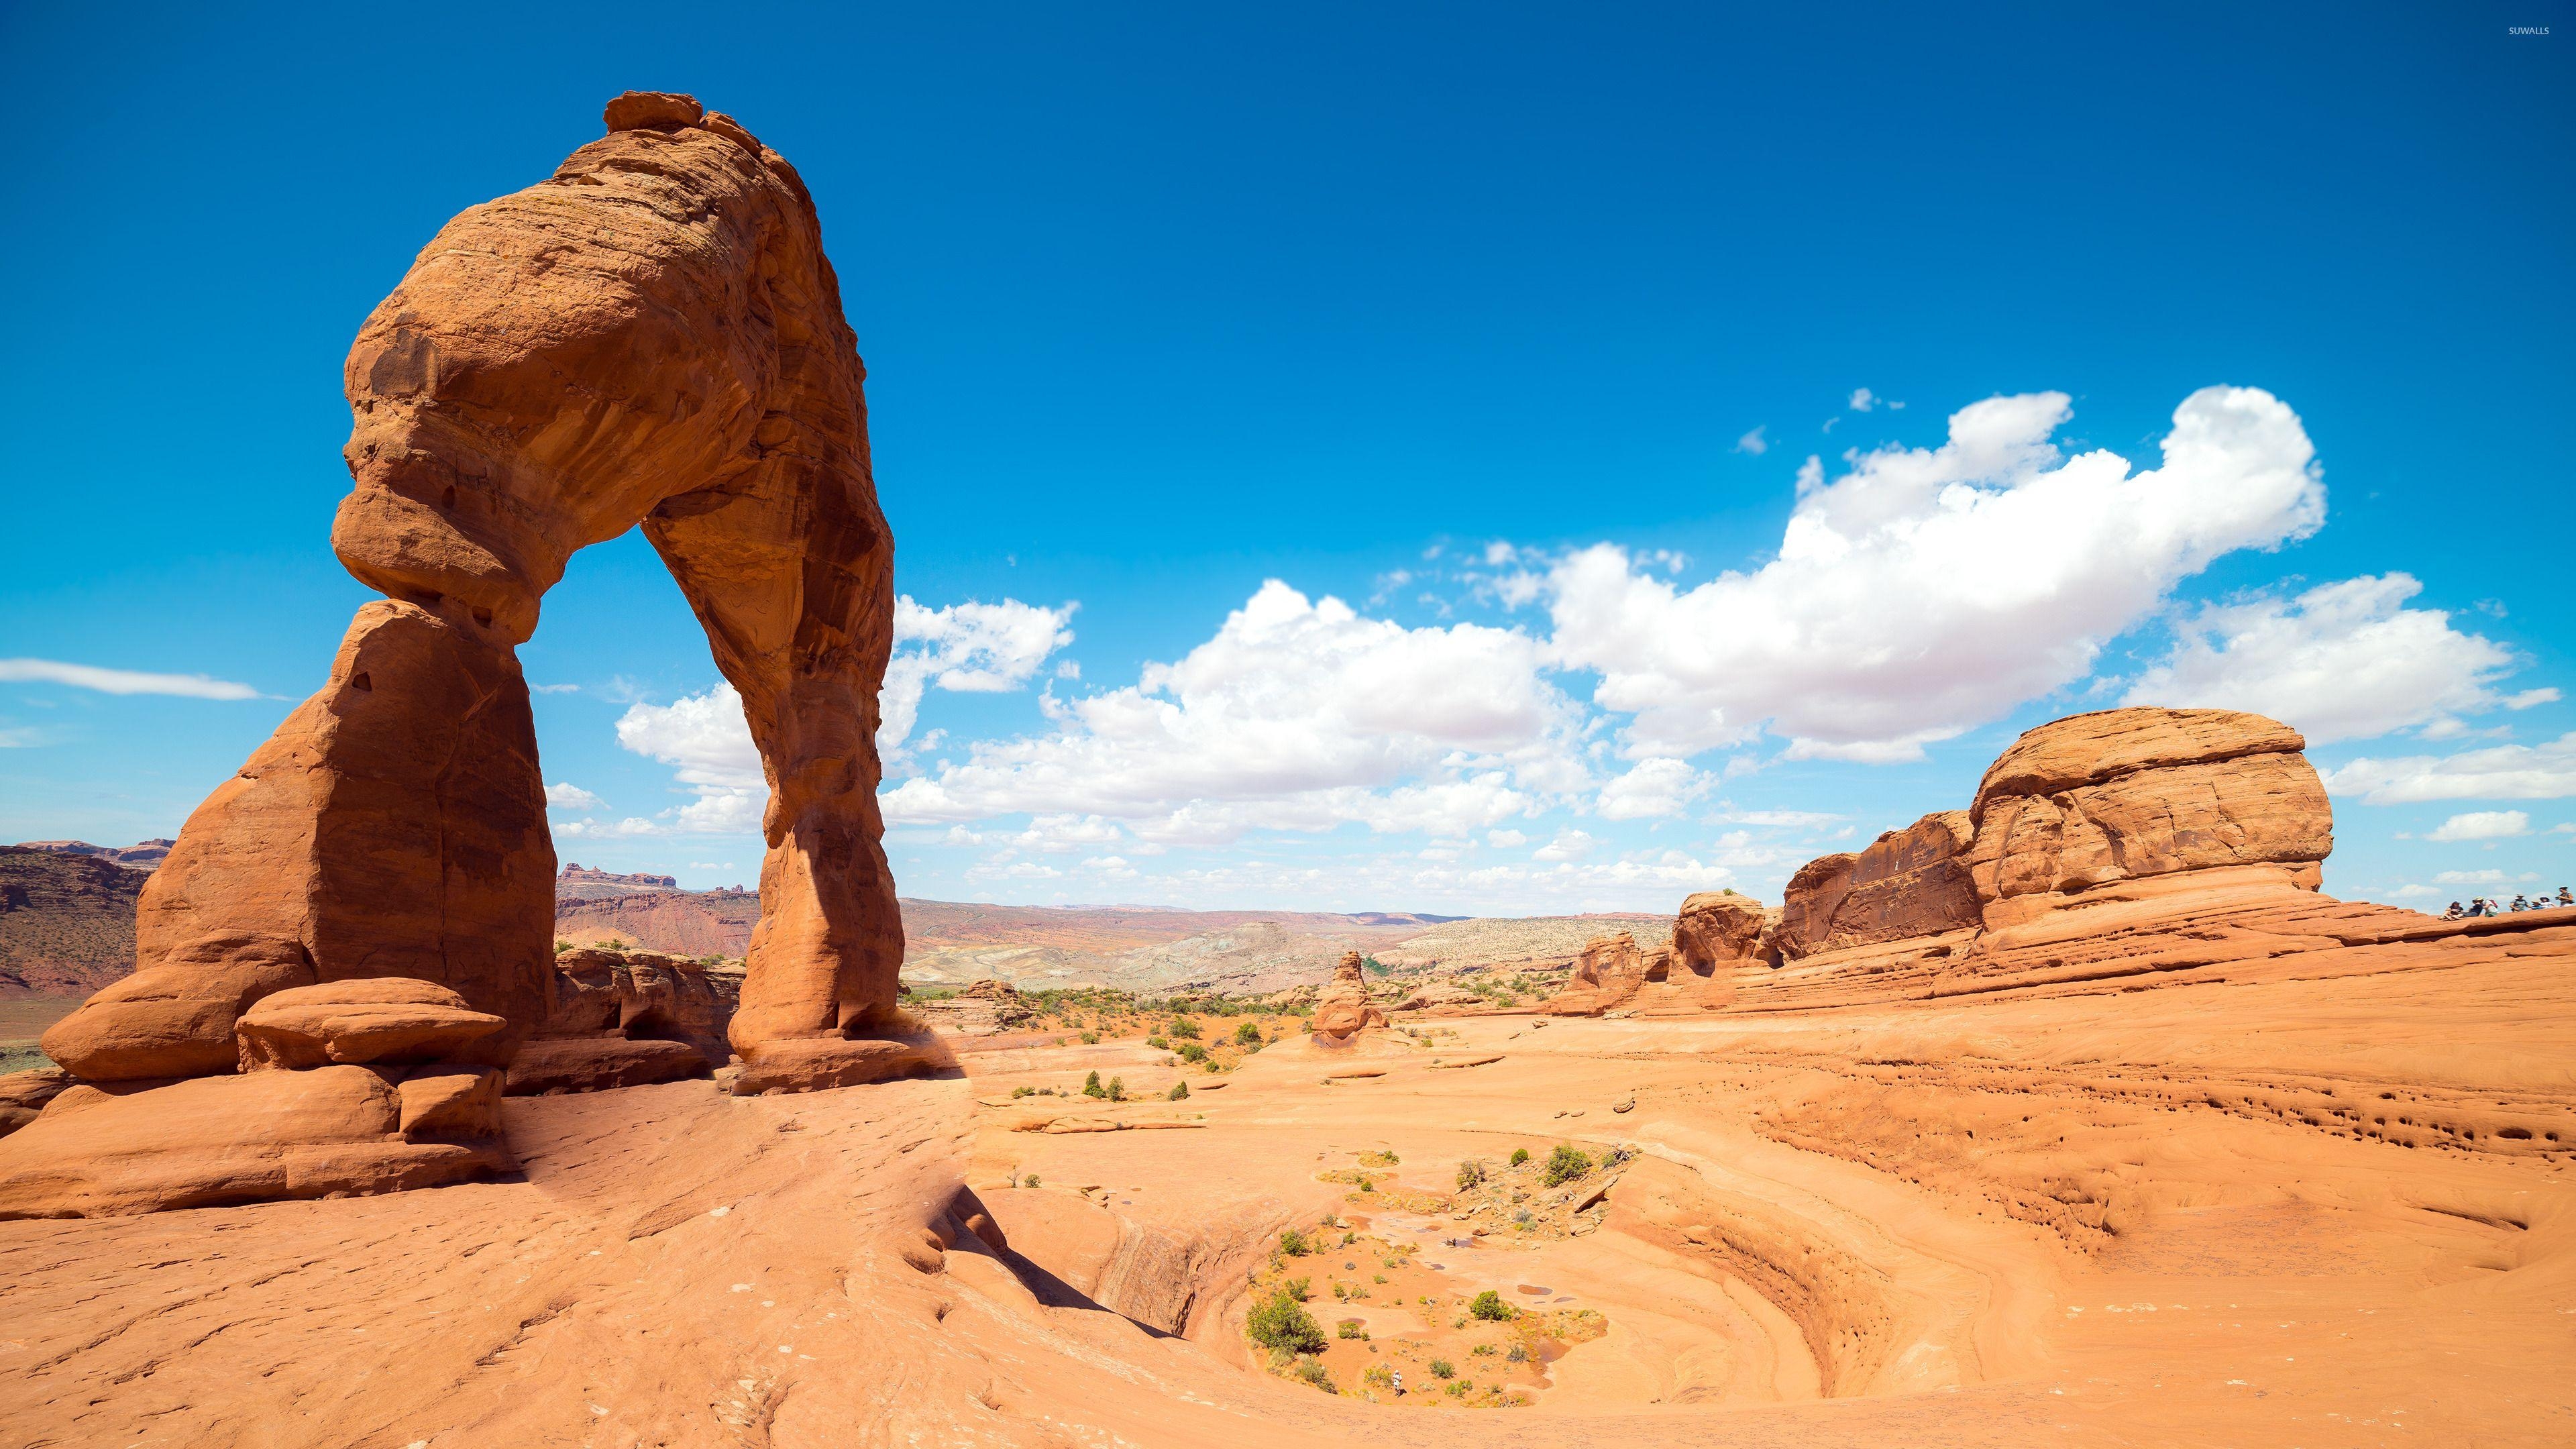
[4,4,2571,914]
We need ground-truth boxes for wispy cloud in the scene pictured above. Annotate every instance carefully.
[0,657,261,700]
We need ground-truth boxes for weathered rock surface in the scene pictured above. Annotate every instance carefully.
[506,946,743,1093]
[1546,932,1651,1016]
[1963,708,2330,928]
[1776,812,1982,961]
[34,93,910,1138]
[1312,952,1388,1040]
[235,978,506,1071]
[0,1065,509,1219]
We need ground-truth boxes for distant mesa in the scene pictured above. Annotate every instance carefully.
[559,863,678,890]
[11,839,173,871]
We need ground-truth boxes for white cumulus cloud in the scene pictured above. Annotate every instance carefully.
[1595,757,1709,820]
[2121,574,2542,743]
[2426,810,2530,842]
[545,782,605,812]
[1545,386,2327,760]
[2323,733,2576,805]
[879,580,1580,842]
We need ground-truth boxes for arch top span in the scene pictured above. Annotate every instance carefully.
[42,94,923,1100]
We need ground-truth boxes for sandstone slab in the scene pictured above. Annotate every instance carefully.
[235,978,506,1071]
[0,1065,508,1219]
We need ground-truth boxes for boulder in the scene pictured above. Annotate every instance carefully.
[1672,892,1768,971]
[1546,932,1650,1016]
[396,1067,506,1140]
[235,978,507,1071]
[0,1068,72,1138]
[1313,952,1389,1039]
[725,1034,953,1095]
[40,932,316,1081]
[1774,853,1859,961]
[0,1065,510,1219]
[1964,708,2330,925]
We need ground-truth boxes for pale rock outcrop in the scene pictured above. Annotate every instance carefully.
[32,93,916,1136]
[910,979,1038,1036]
[1312,952,1388,1039]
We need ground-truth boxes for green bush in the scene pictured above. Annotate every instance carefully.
[1542,1144,1591,1187]
[1293,1355,1336,1393]
[1468,1290,1513,1322]
[1246,1287,1327,1354]
[1509,1147,1531,1167]
[1022,1173,1041,1188]
[1082,1071,1106,1098]
[1079,1030,1101,1044]
[1168,1080,1190,1100]
[1168,1016,1201,1038]
[1279,1228,1312,1257]
[1429,1358,1456,1379]
[1146,1035,1169,1050]
[1336,1318,1366,1340]
[1106,1076,1126,1102]
[1234,1020,1263,1044]
[1285,1276,1313,1301]
[1178,1042,1208,1063]
[1456,1159,1487,1190]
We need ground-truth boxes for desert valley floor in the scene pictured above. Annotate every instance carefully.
[6,914,2571,1448]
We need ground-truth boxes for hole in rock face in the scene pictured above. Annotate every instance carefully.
[349,672,372,693]
[472,606,494,627]
[441,485,457,508]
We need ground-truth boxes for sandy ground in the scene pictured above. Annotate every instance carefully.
[3,938,2571,1446]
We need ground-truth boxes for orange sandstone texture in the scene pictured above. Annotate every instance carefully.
[40,93,908,1112]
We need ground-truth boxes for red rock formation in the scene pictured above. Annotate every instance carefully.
[35,93,910,1119]
[507,947,744,1094]
[1313,952,1389,1040]
[1775,812,1982,961]
[1962,708,2330,930]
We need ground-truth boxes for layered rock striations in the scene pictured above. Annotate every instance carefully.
[1549,895,1767,1016]
[10,93,916,1216]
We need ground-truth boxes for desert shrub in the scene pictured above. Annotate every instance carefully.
[1246,1288,1327,1354]
[1177,1042,1208,1063]
[1360,1362,1394,1389]
[1106,1076,1126,1102]
[1168,1080,1190,1100]
[1079,1030,1100,1044]
[1082,1071,1106,1098]
[1509,1147,1531,1167]
[1234,1020,1263,1044]
[1372,1273,1387,1283]
[1168,1016,1201,1038]
[1506,1342,1528,1363]
[553,938,573,955]
[1285,1275,1313,1301]
[1470,1343,1496,1356]
[1543,1144,1591,1187]
[1010,1085,1032,1099]
[1279,1228,1312,1256]
[1444,1380,1469,1397]
[1146,1035,1169,1050]
[1468,1290,1513,1322]
[1337,1318,1366,1340]
[1293,1355,1336,1392]
[1456,1159,1487,1190]
[1022,1173,1041,1188]
[1429,1358,1456,1379]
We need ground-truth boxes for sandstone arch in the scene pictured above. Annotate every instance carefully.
[44,94,915,1094]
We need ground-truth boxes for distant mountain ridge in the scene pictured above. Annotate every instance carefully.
[0,846,150,994]
[552,882,1664,996]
